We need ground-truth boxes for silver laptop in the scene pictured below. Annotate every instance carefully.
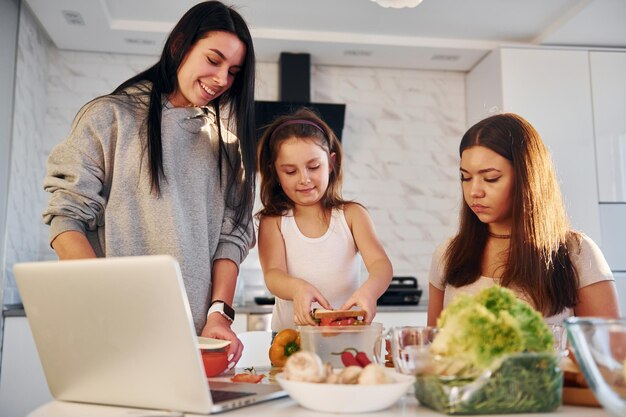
[14,255,286,414]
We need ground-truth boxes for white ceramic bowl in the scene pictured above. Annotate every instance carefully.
[276,370,415,413]
[565,317,626,417]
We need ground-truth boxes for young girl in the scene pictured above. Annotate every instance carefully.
[428,113,620,325]
[257,108,393,332]
[42,1,256,366]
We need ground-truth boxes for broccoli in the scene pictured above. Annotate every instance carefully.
[430,286,554,371]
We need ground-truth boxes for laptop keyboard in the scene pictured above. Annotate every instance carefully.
[210,389,255,403]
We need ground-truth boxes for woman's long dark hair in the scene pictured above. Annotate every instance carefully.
[444,113,580,316]
[112,1,256,229]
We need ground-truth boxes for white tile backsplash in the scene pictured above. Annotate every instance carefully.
[5,6,465,304]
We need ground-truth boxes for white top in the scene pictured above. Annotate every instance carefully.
[271,209,360,332]
[428,234,614,324]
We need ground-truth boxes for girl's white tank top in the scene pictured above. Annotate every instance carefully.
[271,208,360,332]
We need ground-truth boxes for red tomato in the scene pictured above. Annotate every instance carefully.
[230,373,265,383]
[319,317,334,326]
[201,351,229,377]
[319,317,358,326]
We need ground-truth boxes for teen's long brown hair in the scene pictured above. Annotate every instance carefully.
[256,108,350,217]
[444,113,580,316]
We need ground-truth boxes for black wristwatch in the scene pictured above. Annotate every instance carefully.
[207,300,235,323]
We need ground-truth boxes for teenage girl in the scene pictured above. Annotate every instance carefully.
[257,108,393,332]
[427,113,620,325]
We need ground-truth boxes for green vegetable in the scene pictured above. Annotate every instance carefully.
[431,286,554,371]
[415,286,562,414]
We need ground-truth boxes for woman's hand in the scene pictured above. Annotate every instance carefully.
[340,286,377,324]
[293,280,332,326]
[201,313,242,370]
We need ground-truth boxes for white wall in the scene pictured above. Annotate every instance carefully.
[3,1,49,305]
[0,0,21,378]
[0,0,19,279]
[465,48,502,126]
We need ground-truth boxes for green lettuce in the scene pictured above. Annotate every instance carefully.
[431,286,554,370]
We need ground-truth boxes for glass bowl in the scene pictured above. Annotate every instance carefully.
[299,322,383,368]
[382,326,563,414]
[414,352,562,414]
[565,317,626,417]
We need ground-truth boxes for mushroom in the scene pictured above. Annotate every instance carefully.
[283,351,327,382]
[358,364,392,385]
[337,366,362,384]
[325,372,341,384]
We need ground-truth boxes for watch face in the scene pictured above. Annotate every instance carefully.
[212,300,235,321]
[223,302,235,320]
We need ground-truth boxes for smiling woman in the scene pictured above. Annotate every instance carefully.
[170,31,246,108]
[41,1,257,369]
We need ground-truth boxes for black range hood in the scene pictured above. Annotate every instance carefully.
[255,53,346,141]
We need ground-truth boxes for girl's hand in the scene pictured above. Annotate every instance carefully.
[201,313,243,370]
[293,280,332,326]
[340,287,377,324]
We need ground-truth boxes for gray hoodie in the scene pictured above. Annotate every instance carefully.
[43,87,254,333]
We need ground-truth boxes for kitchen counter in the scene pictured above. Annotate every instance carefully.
[25,367,611,417]
[2,303,25,317]
[236,302,427,314]
[4,303,426,317]
[28,396,610,417]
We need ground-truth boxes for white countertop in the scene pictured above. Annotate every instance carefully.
[28,396,610,417]
[26,367,611,417]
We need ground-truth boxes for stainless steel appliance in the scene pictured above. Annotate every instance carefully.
[377,276,422,306]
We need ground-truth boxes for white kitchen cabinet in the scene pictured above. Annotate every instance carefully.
[0,317,52,417]
[590,51,626,203]
[599,204,626,272]
[466,47,602,244]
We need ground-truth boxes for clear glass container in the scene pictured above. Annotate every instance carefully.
[414,352,562,414]
[565,317,626,417]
